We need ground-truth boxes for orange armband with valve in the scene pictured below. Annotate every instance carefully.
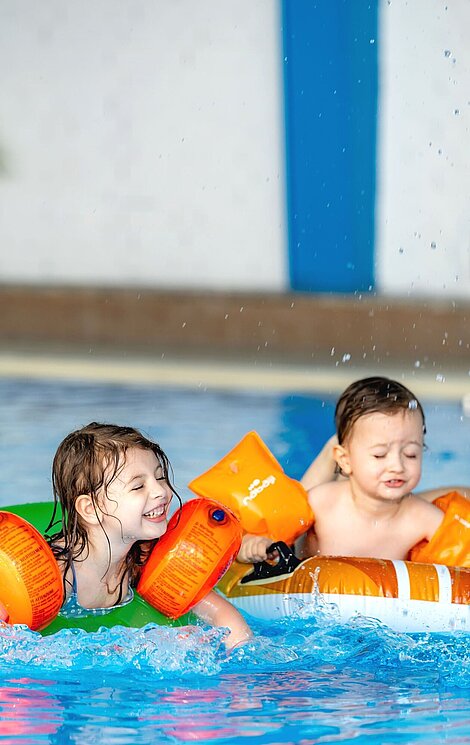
[188,431,314,545]
[409,491,470,568]
[0,511,64,630]
[137,497,242,619]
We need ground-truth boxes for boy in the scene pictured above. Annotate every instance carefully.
[238,377,465,563]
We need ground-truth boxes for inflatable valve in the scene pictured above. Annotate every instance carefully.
[137,498,242,619]
[0,511,64,630]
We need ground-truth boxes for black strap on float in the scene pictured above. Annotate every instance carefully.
[240,541,301,584]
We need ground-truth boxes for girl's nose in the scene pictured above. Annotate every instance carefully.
[149,479,167,498]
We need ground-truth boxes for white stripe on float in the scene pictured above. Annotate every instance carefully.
[434,563,452,604]
[391,560,411,600]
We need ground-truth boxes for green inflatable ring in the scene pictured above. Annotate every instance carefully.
[3,502,192,633]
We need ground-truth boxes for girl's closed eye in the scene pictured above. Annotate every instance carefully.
[155,467,166,482]
[132,483,144,491]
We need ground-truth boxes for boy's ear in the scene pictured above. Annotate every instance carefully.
[333,443,352,475]
[75,494,102,525]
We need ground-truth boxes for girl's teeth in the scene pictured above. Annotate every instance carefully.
[145,506,164,518]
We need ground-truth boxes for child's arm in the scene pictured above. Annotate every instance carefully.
[412,497,445,542]
[237,534,273,563]
[300,435,340,491]
[416,486,470,503]
[0,602,9,623]
[192,590,252,649]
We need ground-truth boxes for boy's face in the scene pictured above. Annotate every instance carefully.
[336,409,424,503]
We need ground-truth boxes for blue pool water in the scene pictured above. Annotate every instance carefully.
[1,377,470,744]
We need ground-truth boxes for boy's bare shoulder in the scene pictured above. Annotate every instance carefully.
[416,485,470,502]
[405,494,442,512]
[405,493,444,518]
[307,479,347,507]
[405,494,445,541]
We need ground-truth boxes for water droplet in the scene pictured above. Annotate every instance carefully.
[431,241,437,249]
[342,353,351,363]
[444,49,451,58]
[414,361,421,368]
[454,108,460,115]
[408,399,418,410]
[463,394,470,417]
[399,247,404,254]
[435,374,446,383]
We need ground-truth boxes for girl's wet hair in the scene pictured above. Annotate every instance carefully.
[47,422,180,601]
[335,376,426,445]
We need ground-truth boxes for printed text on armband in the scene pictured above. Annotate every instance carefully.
[242,475,276,506]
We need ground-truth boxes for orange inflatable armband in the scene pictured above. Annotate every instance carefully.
[409,491,470,568]
[0,511,63,630]
[188,431,314,545]
[137,498,242,619]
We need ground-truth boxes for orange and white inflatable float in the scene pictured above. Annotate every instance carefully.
[217,543,470,632]
[190,432,470,633]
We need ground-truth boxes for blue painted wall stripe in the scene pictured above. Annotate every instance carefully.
[282,0,378,293]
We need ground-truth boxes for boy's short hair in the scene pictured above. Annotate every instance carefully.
[335,376,426,444]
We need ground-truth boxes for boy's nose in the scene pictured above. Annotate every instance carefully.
[388,453,405,471]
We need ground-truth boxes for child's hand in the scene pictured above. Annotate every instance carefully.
[237,534,273,564]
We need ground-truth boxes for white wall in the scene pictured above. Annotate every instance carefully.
[0,0,287,290]
[1,1,469,298]
[376,0,470,298]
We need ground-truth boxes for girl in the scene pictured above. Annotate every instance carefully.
[47,422,251,649]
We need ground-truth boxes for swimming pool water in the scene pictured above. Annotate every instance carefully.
[1,377,470,744]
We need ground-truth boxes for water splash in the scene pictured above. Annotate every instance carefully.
[0,623,226,678]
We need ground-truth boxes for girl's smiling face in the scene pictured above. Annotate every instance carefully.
[338,409,424,504]
[101,446,173,543]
